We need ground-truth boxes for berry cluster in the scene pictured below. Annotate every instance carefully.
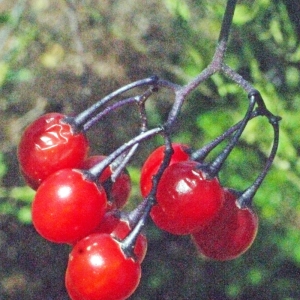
[17,74,280,299]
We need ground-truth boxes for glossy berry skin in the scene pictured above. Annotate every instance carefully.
[82,155,131,209]
[140,143,190,197]
[32,168,107,244]
[91,210,121,235]
[152,160,224,235]
[18,113,89,190]
[65,233,141,300]
[191,188,258,261]
[150,203,194,235]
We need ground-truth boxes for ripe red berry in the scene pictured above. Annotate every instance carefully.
[151,160,224,235]
[82,155,131,209]
[150,203,191,235]
[91,210,121,235]
[18,113,89,190]
[32,168,107,244]
[191,188,258,261]
[140,143,190,197]
[65,233,141,300]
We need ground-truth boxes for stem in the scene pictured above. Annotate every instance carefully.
[222,64,255,94]
[110,144,139,182]
[110,87,158,181]
[216,0,238,62]
[177,0,238,98]
[237,99,281,208]
[85,127,163,181]
[121,134,173,258]
[207,92,256,178]
[121,195,152,259]
[82,86,156,132]
[156,79,181,92]
[64,76,179,134]
[83,96,137,131]
[137,88,157,132]
[130,133,174,225]
[69,76,159,130]
[190,109,263,162]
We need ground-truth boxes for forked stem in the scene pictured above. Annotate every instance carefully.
[207,91,257,179]
[190,108,263,162]
[63,76,159,132]
[237,93,281,208]
[84,127,163,182]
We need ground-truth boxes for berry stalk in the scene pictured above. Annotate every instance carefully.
[206,91,257,179]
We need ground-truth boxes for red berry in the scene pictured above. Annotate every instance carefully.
[151,160,224,235]
[65,233,141,300]
[91,210,121,235]
[18,113,89,190]
[82,155,131,209]
[140,143,190,197]
[150,203,192,235]
[32,169,107,244]
[191,188,258,261]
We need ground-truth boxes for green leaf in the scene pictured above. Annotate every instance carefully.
[9,186,35,203]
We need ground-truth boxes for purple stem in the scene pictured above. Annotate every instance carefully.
[83,96,137,131]
[85,127,163,181]
[121,134,173,258]
[72,76,159,129]
[237,104,281,207]
[191,109,263,162]
[207,92,256,179]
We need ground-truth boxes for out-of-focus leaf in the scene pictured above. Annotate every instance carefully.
[9,186,35,203]
[0,152,7,179]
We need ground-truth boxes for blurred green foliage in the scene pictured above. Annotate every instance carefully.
[0,0,300,299]
[0,152,34,224]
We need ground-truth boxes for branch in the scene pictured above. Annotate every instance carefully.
[180,0,238,96]
[165,0,238,127]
